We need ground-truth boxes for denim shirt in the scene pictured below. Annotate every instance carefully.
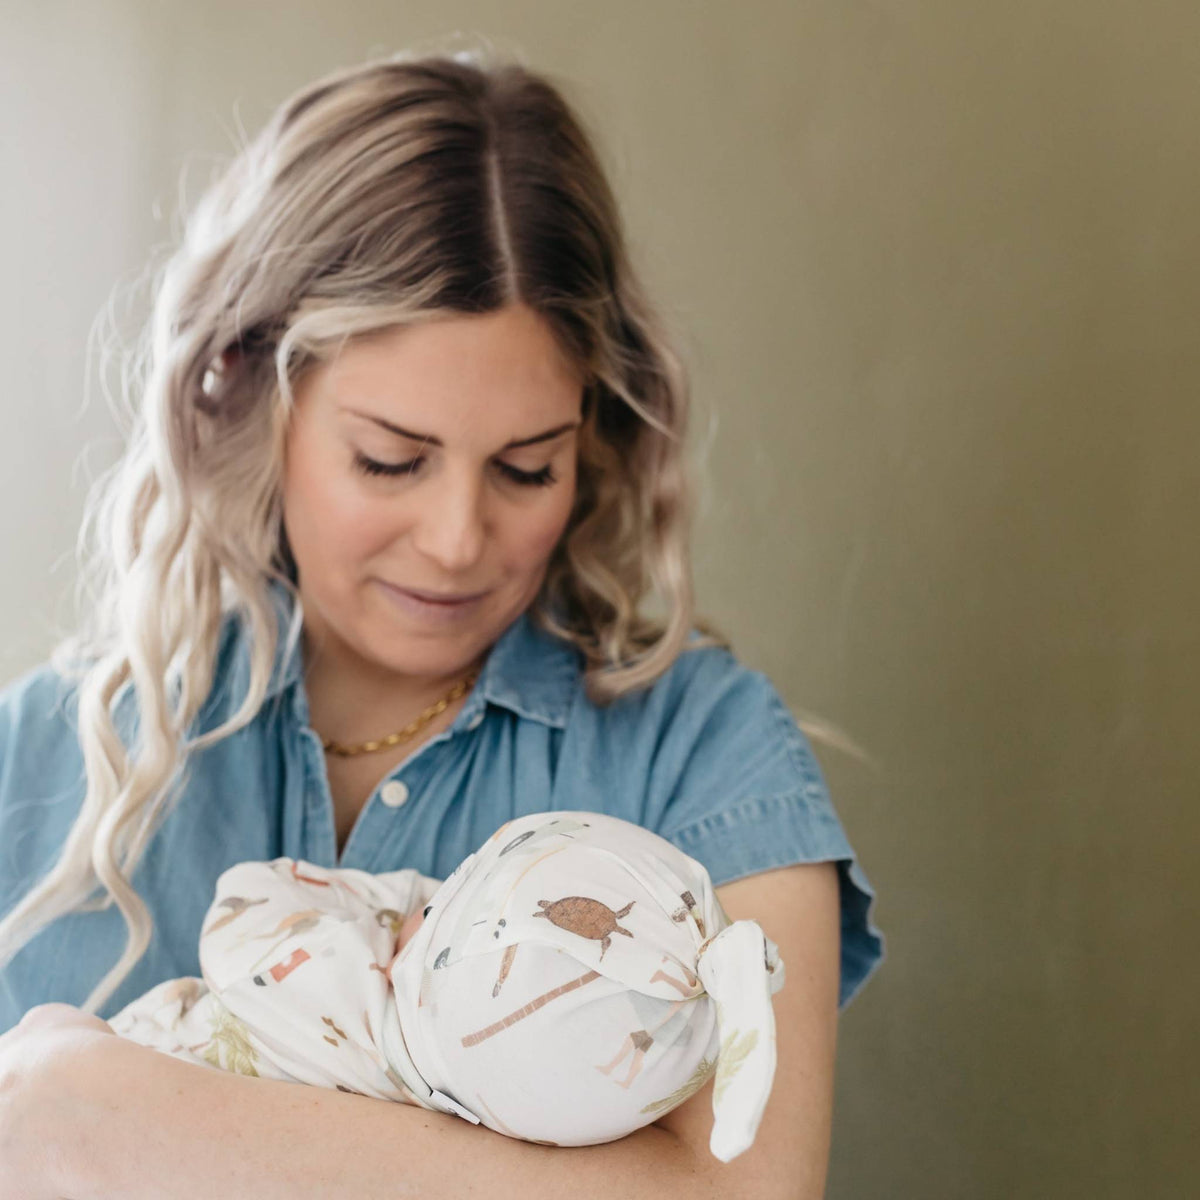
[0,588,884,1033]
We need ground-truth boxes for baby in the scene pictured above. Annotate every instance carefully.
[109,810,785,1162]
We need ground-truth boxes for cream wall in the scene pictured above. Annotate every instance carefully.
[2,2,1195,1196]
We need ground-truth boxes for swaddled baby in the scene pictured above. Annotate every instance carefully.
[109,810,785,1162]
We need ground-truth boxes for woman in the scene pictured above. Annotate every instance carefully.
[0,49,883,1198]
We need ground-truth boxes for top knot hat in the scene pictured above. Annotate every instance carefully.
[384,810,785,1162]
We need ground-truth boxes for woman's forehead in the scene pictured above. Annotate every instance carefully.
[310,307,585,432]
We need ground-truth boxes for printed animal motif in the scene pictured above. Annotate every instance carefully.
[434,817,595,977]
[201,896,268,937]
[669,890,706,939]
[531,895,635,961]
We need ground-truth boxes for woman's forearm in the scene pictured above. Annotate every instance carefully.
[62,1036,716,1200]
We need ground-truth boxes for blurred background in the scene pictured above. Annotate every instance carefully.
[2,2,1196,1196]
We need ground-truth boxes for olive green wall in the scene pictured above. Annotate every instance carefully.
[2,2,1195,1195]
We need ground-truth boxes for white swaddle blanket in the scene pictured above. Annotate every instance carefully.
[109,810,785,1162]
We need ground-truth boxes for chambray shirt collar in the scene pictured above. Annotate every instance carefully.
[251,581,579,731]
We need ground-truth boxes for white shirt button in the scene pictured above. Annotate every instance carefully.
[467,711,484,731]
[380,781,409,808]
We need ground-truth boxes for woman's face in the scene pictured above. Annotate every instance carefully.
[281,302,583,684]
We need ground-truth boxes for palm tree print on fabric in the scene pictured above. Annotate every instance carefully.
[639,1055,718,1115]
[198,1008,260,1077]
[713,1028,758,1105]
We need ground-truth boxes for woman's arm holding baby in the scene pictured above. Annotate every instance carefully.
[3,1006,697,1200]
[8,862,838,1200]
[653,861,842,1200]
[58,1046,706,1200]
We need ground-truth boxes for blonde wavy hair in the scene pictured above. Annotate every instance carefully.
[0,47,864,1017]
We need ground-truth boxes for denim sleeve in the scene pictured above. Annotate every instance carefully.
[645,647,885,1009]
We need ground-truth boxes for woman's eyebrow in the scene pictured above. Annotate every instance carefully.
[342,408,580,450]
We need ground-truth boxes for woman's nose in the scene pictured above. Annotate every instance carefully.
[410,466,487,572]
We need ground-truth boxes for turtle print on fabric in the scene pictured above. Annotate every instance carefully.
[531,895,636,960]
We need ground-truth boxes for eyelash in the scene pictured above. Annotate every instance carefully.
[352,453,558,488]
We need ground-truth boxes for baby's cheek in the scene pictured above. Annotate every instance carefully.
[396,908,425,951]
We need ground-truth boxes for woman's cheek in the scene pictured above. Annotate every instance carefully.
[329,481,403,563]
[397,908,426,950]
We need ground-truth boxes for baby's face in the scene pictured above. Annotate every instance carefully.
[396,906,426,951]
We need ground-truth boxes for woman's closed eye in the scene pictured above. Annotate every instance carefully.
[352,452,557,488]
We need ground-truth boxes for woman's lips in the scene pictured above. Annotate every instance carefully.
[376,579,490,620]
[398,585,490,603]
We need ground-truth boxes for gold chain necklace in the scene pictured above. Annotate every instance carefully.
[320,672,479,758]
